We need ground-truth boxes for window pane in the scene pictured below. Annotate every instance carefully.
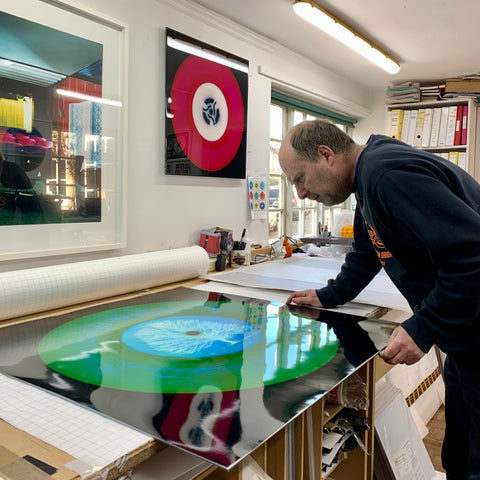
[270,104,284,140]
[293,110,304,125]
[292,185,300,206]
[291,190,298,208]
[269,140,282,175]
[269,179,281,209]
[304,209,316,237]
[291,209,300,237]
[269,211,280,241]
[322,209,331,234]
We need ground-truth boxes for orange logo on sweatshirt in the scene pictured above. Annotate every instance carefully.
[365,222,392,265]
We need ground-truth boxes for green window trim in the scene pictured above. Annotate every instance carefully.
[271,91,357,129]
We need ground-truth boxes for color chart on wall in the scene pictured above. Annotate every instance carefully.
[248,175,267,219]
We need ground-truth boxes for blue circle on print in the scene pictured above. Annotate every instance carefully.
[122,315,263,358]
[260,181,265,190]
[259,201,266,210]
[249,180,254,189]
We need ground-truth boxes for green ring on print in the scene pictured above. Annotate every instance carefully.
[38,301,338,394]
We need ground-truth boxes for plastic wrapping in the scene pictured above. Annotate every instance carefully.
[327,373,368,411]
[331,210,354,256]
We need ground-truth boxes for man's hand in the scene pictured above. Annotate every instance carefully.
[379,326,425,365]
[285,289,322,307]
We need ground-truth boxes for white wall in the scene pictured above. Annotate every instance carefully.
[353,88,390,144]
[1,0,378,272]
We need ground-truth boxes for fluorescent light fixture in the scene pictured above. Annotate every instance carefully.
[0,57,66,87]
[56,89,122,107]
[167,36,249,74]
[293,1,400,74]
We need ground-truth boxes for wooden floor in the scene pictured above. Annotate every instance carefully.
[424,405,445,473]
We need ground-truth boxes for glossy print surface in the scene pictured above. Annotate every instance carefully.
[0,287,391,469]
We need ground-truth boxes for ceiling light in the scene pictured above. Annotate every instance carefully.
[293,0,400,74]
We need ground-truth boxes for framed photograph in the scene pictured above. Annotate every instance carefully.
[0,0,127,260]
[165,29,248,179]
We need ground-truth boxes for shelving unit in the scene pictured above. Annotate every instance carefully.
[386,97,480,181]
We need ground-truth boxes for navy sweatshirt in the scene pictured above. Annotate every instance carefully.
[316,134,480,355]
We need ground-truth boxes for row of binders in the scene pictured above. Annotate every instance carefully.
[439,150,467,170]
[388,104,467,148]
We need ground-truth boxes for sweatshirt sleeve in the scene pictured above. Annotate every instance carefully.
[316,210,382,308]
[373,168,480,353]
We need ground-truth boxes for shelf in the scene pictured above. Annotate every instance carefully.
[386,97,480,180]
[199,361,375,480]
[388,96,476,109]
[419,145,466,152]
[323,401,344,424]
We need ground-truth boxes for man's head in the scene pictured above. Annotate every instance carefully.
[278,119,358,206]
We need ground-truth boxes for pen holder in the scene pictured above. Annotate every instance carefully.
[231,249,251,268]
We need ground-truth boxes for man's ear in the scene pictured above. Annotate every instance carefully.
[317,145,335,165]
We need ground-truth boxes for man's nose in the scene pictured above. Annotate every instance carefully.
[296,186,309,199]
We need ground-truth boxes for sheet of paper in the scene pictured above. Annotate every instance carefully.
[204,255,411,312]
[0,373,152,472]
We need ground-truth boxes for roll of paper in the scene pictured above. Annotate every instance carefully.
[0,245,209,321]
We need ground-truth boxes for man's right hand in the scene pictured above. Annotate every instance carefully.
[285,289,322,307]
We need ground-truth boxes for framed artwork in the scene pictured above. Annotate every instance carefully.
[0,0,127,260]
[165,29,248,179]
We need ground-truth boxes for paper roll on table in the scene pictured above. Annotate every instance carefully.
[0,245,209,321]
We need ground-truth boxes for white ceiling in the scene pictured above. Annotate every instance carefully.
[190,0,480,90]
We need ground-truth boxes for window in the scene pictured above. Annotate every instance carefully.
[269,104,284,241]
[269,92,357,243]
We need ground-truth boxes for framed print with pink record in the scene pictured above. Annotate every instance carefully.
[165,29,248,178]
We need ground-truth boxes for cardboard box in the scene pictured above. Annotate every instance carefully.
[0,419,77,480]
[445,78,480,93]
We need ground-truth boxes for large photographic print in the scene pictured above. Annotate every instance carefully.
[0,286,390,470]
[0,1,126,259]
[165,29,248,179]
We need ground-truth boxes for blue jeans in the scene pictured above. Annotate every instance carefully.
[442,353,480,479]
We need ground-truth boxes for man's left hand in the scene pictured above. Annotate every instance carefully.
[379,326,425,365]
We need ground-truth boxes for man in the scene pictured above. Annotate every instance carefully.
[279,119,480,479]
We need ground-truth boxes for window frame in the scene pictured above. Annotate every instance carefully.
[269,92,357,242]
